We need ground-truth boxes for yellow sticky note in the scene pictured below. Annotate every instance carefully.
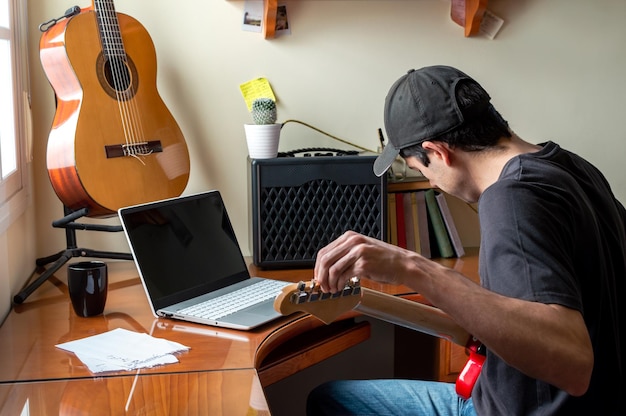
[239,77,277,111]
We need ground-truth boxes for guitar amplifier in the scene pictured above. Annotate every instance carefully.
[248,155,387,269]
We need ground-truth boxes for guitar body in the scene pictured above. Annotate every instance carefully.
[40,7,190,217]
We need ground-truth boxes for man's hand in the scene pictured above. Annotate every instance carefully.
[314,230,418,293]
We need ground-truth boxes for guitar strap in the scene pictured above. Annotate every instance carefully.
[456,337,486,399]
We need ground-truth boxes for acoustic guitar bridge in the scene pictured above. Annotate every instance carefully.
[105,140,163,158]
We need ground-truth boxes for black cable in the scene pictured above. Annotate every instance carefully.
[39,5,81,32]
[281,119,377,154]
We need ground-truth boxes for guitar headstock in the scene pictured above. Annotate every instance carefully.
[273,279,362,324]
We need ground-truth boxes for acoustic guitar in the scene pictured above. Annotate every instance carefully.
[39,0,190,218]
[274,279,485,399]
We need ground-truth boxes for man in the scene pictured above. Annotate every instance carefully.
[307,66,625,415]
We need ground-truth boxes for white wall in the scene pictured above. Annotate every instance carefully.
[2,0,624,319]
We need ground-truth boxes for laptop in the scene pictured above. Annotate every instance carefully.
[118,190,291,330]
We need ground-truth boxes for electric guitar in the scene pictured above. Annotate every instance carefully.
[39,0,190,218]
[274,279,485,399]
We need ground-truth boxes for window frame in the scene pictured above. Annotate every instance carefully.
[0,0,31,234]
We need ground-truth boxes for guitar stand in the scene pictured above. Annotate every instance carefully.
[13,206,133,304]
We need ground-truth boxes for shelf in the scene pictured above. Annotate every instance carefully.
[386,178,480,260]
[233,0,488,39]
[387,178,433,193]
[263,0,278,39]
[451,0,489,37]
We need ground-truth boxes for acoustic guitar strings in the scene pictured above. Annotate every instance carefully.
[96,0,147,160]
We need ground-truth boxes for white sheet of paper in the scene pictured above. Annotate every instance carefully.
[56,328,190,373]
[480,10,504,40]
[242,0,263,32]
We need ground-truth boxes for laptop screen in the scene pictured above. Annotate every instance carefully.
[119,191,251,310]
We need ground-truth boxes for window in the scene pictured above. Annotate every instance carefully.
[0,0,29,233]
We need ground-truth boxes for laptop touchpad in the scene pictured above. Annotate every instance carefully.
[243,302,280,317]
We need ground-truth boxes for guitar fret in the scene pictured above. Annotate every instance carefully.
[98,23,121,32]
[101,43,124,49]
[95,0,127,58]
[103,48,126,56]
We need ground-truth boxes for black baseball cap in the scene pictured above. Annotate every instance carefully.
[374,65,491,177]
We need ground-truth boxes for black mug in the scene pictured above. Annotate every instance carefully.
[67,261,108,317]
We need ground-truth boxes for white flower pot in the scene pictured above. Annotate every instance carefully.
[244,123,281,159]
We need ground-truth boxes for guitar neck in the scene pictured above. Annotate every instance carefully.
[273,282,484,400]
[274,281,472,348]
[357,288,471,347]
[93,0,125,59]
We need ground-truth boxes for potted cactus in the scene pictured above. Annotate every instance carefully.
[251,97,277,124]
[244,98,281,159]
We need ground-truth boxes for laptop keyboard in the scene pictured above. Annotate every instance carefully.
[178,279,289,320]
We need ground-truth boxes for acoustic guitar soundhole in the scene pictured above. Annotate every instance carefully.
[96,52,139,100]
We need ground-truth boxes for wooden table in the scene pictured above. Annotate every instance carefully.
[0,253,478,414]
[0,369,267,415]
[0,260,388,414]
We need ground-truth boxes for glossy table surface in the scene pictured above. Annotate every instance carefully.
[0,258,411,414]
[0,259,421,384]
[0,261,279,383]
[0,251,478,414]
[0,369,269,415]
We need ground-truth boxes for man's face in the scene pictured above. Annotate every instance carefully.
[405,155,442,188]
[405,155,478,203]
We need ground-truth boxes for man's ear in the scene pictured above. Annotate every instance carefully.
[421,141,452,166]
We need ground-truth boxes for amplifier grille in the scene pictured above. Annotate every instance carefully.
[260,179,383,261]
[249,156,386,269]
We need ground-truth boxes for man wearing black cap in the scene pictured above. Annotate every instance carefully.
[308,66,625,415]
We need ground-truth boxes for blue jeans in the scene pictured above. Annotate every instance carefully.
[306,379,477,416]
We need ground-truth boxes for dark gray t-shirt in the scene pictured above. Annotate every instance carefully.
[473,142,625,415]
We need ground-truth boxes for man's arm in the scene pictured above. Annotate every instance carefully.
[314,231,594,396]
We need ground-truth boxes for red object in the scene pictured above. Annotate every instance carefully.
[455,337,486,399]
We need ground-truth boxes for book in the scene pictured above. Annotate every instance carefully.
[388,193,398,246]
[402,192,416,252]
[395,192,407,249]
[424,189,454,258]
[414,191,431,258]
[408,192,421,254]
[435,192,465,257]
